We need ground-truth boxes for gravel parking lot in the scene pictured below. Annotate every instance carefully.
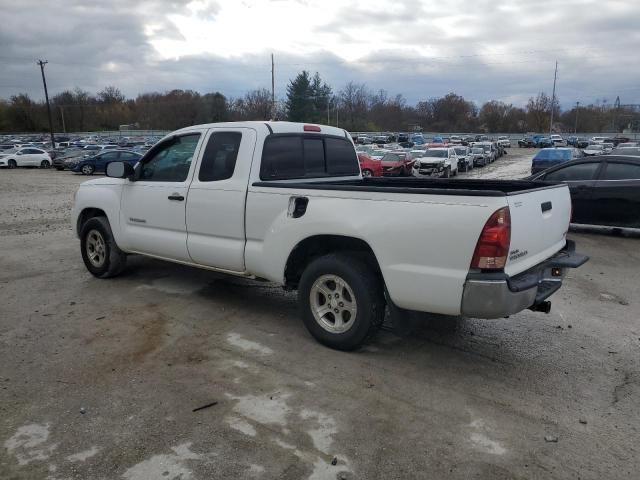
[1,151,639,479]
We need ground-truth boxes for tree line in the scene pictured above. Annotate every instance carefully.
[0,71,636,134]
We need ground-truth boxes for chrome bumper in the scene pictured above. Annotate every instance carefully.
[461,240,588,319]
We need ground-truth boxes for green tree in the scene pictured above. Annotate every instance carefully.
[286,71,313,122]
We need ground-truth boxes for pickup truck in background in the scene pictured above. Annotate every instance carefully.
[71,122,588,351]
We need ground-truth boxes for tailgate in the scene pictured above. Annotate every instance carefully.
[505,184,570,276]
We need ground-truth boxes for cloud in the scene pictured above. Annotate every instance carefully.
[0,0,638,108]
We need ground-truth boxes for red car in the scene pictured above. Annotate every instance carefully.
[380,152,414,176]
[358,154,383,177]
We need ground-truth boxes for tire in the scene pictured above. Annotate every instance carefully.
[40,160,50,168]
[453,167,458,177]
[362,169,373,177]
[81,164,95,175]
[56,167,64,171]
[8,159,16,169]
[80,217,127,278]
[298,253,385,351]
[443,167,451,178]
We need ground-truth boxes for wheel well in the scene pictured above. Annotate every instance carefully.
[284,235,383,289]
[77,208,107,235]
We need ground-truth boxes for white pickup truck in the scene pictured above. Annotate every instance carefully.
[71,122,587,350]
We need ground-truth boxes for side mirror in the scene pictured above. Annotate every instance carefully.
[106,161,134,179]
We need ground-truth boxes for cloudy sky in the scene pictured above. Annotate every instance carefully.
[1,0,639,107]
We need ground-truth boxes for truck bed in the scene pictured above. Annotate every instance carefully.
[252,177,558,197]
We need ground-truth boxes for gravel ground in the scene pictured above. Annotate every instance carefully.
[1,153,639,480]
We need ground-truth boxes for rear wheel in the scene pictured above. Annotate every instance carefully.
[8,159,17,169]
[40,160,50,168]
[80,217,127,278]
[298,253,384,351]
[81,164,95,175]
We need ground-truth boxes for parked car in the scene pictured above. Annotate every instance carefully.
[470,147,489,167]
[602,142,614,154]
[531,148,583,175]
[583,144,605,156]
[475,142,496,162]
[529,155,640,228]
[72,121,587,350]
[615,142,639,148]
[567,137,589,148]
[497,136,511,148]
[380,152,414,176]
[0,147,52,168]
[412,147,459,177]
[454,146,473,172]
[358,154,383,177]
[549,134,565,146]
[518,136,536,148]
[71,150,142,175]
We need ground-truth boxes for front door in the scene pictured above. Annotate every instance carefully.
[186,128,257,271]
[119,132,204,261]
[541,161,602,225]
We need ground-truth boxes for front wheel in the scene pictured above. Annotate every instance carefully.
[8,159,17,169]
[362,169,373,177]
[81,164,95,175]
[298,253,385,351]
[442,167,451,178]
[80,217,127,278]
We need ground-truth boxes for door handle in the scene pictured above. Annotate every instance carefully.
[168,194,184,201]
[288,196,308,218]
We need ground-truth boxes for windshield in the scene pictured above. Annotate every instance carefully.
[454,148,466,155]
[423,150,447,158]
[381,153,400,162]
[471,148,484,154]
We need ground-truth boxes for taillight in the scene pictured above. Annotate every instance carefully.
[471,207,511,270]
[303,124,321,132]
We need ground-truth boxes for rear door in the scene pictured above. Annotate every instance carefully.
[505,185,573,276]
[186,128,257,271]
[590,160,640,228]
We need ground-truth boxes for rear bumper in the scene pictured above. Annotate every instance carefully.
[461,240,588,318]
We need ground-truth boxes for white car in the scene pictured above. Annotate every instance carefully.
[497,136,511,148]
[583,144,605,156]
[602,142,614,154]
[0,147,52,168]
[71,121,587,351]
[550,134,565,146]
[412,147,459,177]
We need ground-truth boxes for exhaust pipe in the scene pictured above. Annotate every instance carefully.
[529,301,551,314]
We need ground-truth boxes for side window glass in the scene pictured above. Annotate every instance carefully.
[544,162,599,181]
[601,162,640,180]
[326,138,359,175]
[261,136,303,179]
[139,134,200,182]
[199,132,242,182]
[101,152,118,161]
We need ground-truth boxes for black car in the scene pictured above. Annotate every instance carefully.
[529,155,640,228]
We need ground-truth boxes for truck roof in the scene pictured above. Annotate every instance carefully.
[172,121,350,139]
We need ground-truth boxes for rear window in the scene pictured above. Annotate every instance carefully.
[260,135,359,180]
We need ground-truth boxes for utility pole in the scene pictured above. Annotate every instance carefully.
[549,60,558,134]
[59,106,66,134]
[37,60,56,149]
[574,101,579,134]
[270,53,275,119]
